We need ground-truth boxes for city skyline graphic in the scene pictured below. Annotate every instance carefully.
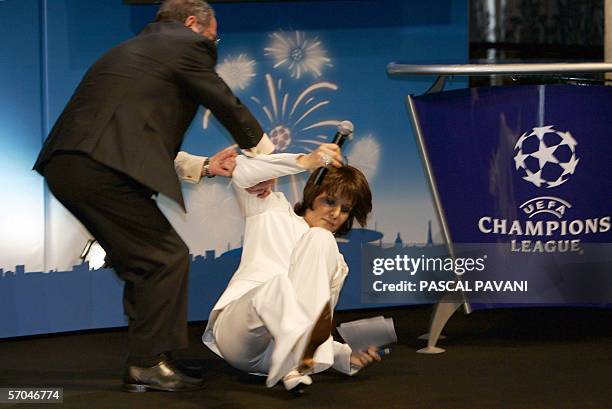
[0,223,436,339]
[0,221,436,276]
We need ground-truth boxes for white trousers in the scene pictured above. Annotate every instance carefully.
[213,227,343,387]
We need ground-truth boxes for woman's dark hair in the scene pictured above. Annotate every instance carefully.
[294,165,372,236]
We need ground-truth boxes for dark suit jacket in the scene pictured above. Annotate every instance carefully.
[34,21,263,209]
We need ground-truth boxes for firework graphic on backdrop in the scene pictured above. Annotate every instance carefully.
[203,71,341,151]
[250,73,343,200]
[216,54,256,90]
[200,30,380,203]
[346,135,381,182]
[204,54,257,128]
[265,31,332,79]
[251,73,341,152]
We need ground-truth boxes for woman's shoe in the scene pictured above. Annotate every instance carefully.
[282,370,312,396]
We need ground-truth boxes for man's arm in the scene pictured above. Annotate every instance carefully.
[175,39,272,153]
[175,151,206,184]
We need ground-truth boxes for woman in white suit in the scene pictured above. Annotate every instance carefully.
[175,144,380,391]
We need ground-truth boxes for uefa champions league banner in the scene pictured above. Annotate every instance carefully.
[362,84,612,304]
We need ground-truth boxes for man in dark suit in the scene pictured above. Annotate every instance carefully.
[33,0,273,392]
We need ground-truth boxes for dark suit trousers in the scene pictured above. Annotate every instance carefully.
[44,152,189,358]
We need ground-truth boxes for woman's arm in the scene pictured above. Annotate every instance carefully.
[232,153,307,218]
[175,143,343,186]
[175,145,344,216]
[232,154,307,189]
[233,143,345,189]
[332,342,382,375]
[232,144,344,217]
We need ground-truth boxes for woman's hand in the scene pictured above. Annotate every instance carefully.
[297,143,344,171]
[246,179,275,198]
[349,346,382,369]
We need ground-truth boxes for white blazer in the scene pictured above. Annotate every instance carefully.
[175,152,355,379]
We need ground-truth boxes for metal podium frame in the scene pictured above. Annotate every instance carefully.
[387,63,612,353]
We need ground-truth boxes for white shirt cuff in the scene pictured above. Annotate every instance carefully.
[175,151,206,184]
[332,341,360,376]
[241,133,275,157]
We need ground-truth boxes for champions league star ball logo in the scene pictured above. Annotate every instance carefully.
[479,125,609,255]
[513,125,579,188]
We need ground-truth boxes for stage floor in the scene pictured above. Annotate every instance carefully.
[1,305,611,409]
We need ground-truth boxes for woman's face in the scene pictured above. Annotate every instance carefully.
[303,193,352,233]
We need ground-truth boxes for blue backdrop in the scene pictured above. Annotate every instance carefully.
[0,0,468,338]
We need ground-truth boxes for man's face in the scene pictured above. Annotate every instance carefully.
[186,15,218,44]
[200,15,218,43]
[303,193,352,234]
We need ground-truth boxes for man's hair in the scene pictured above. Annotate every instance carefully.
[155,0,214,27]
[294,165,372,236]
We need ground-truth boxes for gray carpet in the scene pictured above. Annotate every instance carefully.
[1,305,611,409]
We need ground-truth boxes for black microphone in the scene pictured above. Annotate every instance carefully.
[313,120,354,185]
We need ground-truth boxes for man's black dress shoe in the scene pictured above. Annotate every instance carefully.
[123,359,205,392]
[171,359,205,378]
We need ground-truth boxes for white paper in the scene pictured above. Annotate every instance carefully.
[336,316,397,352]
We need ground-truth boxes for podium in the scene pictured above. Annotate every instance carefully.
[388,63,612,353]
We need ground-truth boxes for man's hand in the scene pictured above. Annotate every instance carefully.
[297,143,344,171]
[246,179,274,198]
[206,146,237,177]
[349,346,382,369]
